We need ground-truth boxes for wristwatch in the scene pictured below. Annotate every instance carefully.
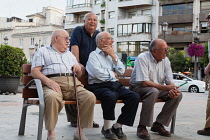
[112,58,118,63]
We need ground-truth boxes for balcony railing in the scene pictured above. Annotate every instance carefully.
[71,3,92,8]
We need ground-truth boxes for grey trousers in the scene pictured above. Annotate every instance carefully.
[130,86,182,127]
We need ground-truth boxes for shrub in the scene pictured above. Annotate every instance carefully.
[0,45,27,76]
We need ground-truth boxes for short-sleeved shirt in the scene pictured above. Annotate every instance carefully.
[70,26,100,66]
[32,45,78,75]
[130,51,173,87]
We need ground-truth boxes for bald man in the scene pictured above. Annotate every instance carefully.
[130,38,182,139]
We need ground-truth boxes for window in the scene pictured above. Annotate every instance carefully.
[128,11,136,18]
[101,27,105,32]
[201,1,210,13]
[163,3,193,16]
[117,41,149,57]
[19,38,23,46]
[29,19,33,22]
[108,11,115,19]
[95,0,100,4]
[118,23,151,36]
[31,38,35,45]
[108,28,114,35]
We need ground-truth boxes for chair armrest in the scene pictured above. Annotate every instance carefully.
[34,79,45,106]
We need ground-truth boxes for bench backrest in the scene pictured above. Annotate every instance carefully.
[21,64,133,98]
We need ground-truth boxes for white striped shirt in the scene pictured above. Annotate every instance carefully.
[32,45,78,75]
[130,51,173,86]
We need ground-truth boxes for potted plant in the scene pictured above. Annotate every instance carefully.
[0,44,27,94]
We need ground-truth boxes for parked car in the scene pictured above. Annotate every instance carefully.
[173,73,205,93]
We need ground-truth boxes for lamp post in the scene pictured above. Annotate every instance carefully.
[4,36,8,45]
[35,39,44,49]
[161,22,168,40]
[192,29,199,79]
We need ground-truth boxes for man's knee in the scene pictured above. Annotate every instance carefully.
[85,91,96,103]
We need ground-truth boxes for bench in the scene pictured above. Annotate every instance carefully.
[18,64,176,140]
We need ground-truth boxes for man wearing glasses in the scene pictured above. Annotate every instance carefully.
[86,32,140,140]
[130,38,182,139]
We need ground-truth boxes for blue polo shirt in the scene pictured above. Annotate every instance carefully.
[70,26,100,66]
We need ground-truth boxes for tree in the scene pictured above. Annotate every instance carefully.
[201,42,209,66]
[167,48,191,73]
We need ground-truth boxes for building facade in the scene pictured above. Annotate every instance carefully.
[65,0,160,60]
[0,6,65,63]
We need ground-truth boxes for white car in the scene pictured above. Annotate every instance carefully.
[172,73,205,93]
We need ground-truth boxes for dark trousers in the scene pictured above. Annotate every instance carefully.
[89,81,140,126]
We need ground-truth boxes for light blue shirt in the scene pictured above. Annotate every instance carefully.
[32,45,78,75]
[86,47,125,84]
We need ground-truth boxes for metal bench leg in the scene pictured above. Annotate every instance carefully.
[170,112,176,134]
[37,103,44,140]
[18,100,28,135]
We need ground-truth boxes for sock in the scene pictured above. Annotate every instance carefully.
[113,123,122,129]
[104,120,111,130]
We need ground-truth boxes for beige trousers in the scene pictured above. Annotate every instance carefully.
[43,76,96,130]
[205,90,210,128]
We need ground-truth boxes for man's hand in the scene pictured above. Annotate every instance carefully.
[114,72,119,79]
[46,79,62,94]
[72,64,82,77]
[168,88,181,98]
[102,45,115,58]
[165,85,178,91]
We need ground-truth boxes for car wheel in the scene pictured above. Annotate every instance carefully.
[189,86,199,93]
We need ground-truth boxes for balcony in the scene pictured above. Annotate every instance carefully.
[118,0,152,9]
[158,32,192,43]
[199,33,210,42]
[199,13,210,22]
[65,3,92,14]
[118,15,152,24]
[64,22,83,30]
[159,14,193,24]
[159,0,193,5]
[117,33,151,42]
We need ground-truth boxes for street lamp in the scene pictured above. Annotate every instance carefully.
[161,22,168,40]
[4,36,8,45]
[35,39,44,49]
[192,30,199,43]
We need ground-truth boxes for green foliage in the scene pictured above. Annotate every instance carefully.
[201,42,209,66]
[101,3,105,7]
[0,45,27,76]
[167,47,191,73]
[100,19,105,24]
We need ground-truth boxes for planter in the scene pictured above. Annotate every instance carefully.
[0,76,20,95]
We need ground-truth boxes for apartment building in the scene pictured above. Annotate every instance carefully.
[65,0,160,59]
[0,6,65,62]
[159,0,210,49]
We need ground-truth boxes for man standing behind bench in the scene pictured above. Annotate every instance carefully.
[130,38,182,139]
[31,29,96,140]
[86,31,140,140]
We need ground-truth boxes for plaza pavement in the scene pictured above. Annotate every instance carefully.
[0,91,210,140]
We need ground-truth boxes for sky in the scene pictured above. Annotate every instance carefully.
[0,0,66,20]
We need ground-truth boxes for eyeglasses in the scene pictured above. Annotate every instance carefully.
[101,38,114,41]
[154,47,169,52]
[57,36,70,41]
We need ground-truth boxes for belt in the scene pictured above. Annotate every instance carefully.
[46,73,73,78]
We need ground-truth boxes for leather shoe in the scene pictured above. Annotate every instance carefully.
[137,125,150,139]
[101,126,118,140]
[151,122,171,137]
[112,126,127,140]
[197,128,210,136]
[71,121,99,128]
